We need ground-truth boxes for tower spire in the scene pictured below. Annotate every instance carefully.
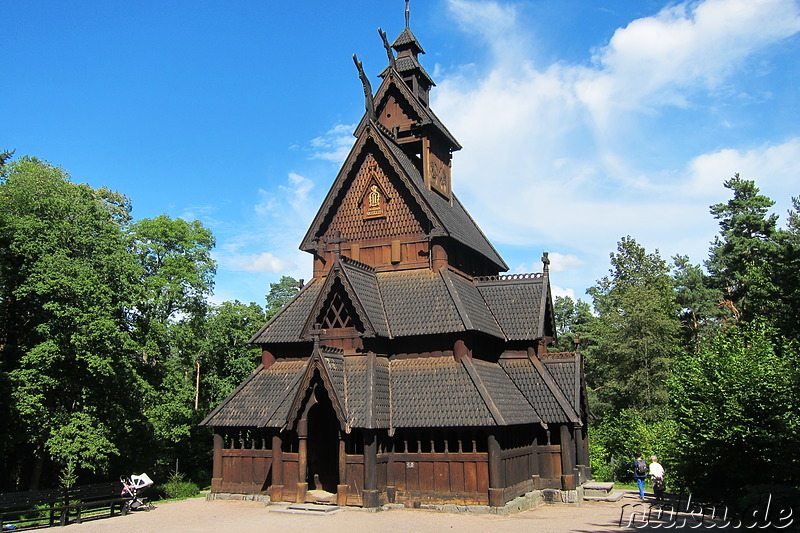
[405,0,410,28]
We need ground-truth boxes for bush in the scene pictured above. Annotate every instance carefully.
[161,471,200,500]
[589,409,677,483]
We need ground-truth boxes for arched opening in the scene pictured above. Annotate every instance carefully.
[306,377,340,493]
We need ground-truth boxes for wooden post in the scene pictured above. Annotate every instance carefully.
[560,424,576,490]
[271,434,284,502]
[212,432,223,492]
[386,438,396,503]
[454,339,469,362]
[362,430,379,508]
[262,349,276,368]
[487,433,504,507]
[297,419,308,503]
[337,435,348,506]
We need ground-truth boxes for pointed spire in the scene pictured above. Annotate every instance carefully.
[405,0,410,28]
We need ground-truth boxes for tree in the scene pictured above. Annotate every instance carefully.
[706,175,779,322]
[669,319,800,498]
[0,157,143,489]
[265,276,300,319]
[553,295,592,352]
[771,196,800,339]
[671,255,725,351]
[586,236,680,418]
[127,215,216,364]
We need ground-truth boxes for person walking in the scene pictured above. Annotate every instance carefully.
[633,453,648,499]
[649,455,665,501]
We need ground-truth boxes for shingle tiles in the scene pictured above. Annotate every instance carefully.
[477,278,544,341]
[498,358,567,424]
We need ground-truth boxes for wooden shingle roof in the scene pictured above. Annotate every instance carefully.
[203,353,576,430]
[199,360,306,428]
[250,267,556,344]
[249,279,321,344]
[477,274,547,341]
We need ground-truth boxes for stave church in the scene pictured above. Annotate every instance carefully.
[201,5,590,508]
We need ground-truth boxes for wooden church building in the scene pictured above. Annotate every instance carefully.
[201,9,590,508]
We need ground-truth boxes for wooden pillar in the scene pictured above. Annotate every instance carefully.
[271,433,284,502]
[431,242,448,271]
[487,432,504,507]
[386,438,396,503]
[575,424,590,483]
[297,419,308,503]
[454,339,469,362]
[212,432,223,492]
[529,430,541,489]
[336,435,348,506]
[560,424,576,490]
[362,430,379,508]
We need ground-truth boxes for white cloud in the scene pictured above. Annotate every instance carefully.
[547,252,584,273]
[687,137,800,199]
[221,251,295,273]
[551,285,576,301]
[310,123,356,162]
[433,0,800,274]
[256,172,315,219]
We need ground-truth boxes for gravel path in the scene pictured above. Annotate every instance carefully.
[62,491,680,532]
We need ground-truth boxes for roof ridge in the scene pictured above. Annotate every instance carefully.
[199,364,265,426]
[248,279,317,344]
[527,349,580,424]
[475,272,545,283]
[460,357,507,426]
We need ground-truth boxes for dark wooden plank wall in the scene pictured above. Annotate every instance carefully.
[215,448,272,493]
[386,452,490,505]
[345,454,364,506]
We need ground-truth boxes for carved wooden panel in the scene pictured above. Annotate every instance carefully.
[377,91,417,134]
[326,152,425,243]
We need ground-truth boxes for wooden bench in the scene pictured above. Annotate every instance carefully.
[0,481,130,529]
[0,487,68,529]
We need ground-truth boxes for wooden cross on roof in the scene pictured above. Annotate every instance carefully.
[329,230,348,260]
[308,322,324,348]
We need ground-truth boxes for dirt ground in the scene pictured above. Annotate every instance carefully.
[60,490,703,533]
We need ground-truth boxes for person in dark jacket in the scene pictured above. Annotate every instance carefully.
[633,453,647,499]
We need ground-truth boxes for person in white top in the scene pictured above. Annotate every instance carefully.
[649,455,665,500]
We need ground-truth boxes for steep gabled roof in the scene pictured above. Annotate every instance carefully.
[358,71,459,150]
[301,123,507,272]
[377,128,506,271]
[300,255,389,339]
[285,345,349,431]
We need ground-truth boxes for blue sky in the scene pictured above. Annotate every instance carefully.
[4,0,799,306]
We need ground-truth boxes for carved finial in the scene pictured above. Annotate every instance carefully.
[405,0,410,28]
[379,28,395,69]
[352,54,375,120]
[542,251,550,272]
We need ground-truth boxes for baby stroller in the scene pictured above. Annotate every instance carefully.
[121,473,155,512]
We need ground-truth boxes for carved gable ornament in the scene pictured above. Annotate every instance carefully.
[360,160,391,219]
